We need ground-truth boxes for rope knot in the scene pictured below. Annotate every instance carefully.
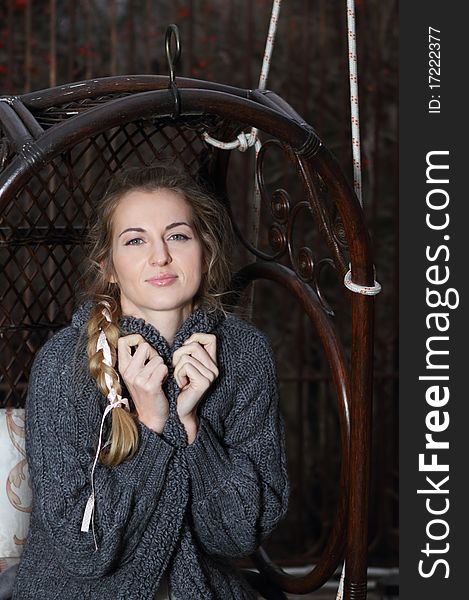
[236,132,250,152]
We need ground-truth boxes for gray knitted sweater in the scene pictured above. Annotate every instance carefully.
[12,301,289,600]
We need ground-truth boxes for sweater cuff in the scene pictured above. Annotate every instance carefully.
[111,422,175,491]
[184,417,231,502]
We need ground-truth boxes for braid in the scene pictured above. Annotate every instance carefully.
[86,297,139,466]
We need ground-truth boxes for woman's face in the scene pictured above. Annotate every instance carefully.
[109,188,205,317]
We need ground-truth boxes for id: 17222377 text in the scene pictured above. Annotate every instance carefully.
[428,26,441,114]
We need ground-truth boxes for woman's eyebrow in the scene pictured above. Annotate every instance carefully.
[118,227,146,238]
[164,221,194,232]
[118,222,193,238]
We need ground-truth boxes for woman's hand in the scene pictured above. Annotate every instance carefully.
[117,334,169,433]
[172,333,219,442]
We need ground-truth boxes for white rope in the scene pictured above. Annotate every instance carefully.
[346,0,362,206]
[202,131,257,152]
[343,3,382,297]
[336,561,345,600]
[258,0,281,91]
[202,0,282,319]
[344,264,381,296]
[202,0,282,152]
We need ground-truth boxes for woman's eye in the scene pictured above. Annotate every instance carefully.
[125,238,144,246]
[168,234,189,241]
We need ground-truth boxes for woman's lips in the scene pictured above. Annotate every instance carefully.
[147,276,178,287]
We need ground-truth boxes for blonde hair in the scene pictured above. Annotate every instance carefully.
[78,163,235,465]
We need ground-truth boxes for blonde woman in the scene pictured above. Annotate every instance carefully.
[12,164,290,600]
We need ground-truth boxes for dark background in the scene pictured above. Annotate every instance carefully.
[0,0,398,568]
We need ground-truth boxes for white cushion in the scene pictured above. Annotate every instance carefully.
[0,409,31,558]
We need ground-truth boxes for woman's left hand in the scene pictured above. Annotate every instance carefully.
[172,332,219,422]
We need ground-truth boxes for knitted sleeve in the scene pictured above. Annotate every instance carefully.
[184,330,290,558]
[25,327,176,578]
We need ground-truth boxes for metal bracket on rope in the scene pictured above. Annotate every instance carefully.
[344,264,382,295]
[165,24,182,118]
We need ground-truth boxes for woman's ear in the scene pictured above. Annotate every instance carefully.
[100,260,117,284]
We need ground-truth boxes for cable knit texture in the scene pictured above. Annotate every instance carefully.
[12,300,290,600]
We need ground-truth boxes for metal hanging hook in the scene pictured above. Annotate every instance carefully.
[165,24,182,118]
[165,24,181,82]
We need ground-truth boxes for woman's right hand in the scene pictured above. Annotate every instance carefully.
[117,334,169,433]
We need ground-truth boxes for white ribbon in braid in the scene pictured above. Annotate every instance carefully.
[80,303,130,551]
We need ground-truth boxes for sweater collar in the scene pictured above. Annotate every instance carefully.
[119,304,226,362]
[72,299,226,362]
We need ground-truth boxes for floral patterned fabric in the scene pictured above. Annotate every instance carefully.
[0,409,31,563]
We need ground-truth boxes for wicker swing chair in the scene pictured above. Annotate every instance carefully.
[0,25,376,600]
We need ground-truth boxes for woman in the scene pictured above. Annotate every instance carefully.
[12,163,290,600]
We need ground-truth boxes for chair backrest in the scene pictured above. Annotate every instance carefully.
[0,75,376,599]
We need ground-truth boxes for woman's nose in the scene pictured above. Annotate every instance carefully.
[150,242,172,266]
